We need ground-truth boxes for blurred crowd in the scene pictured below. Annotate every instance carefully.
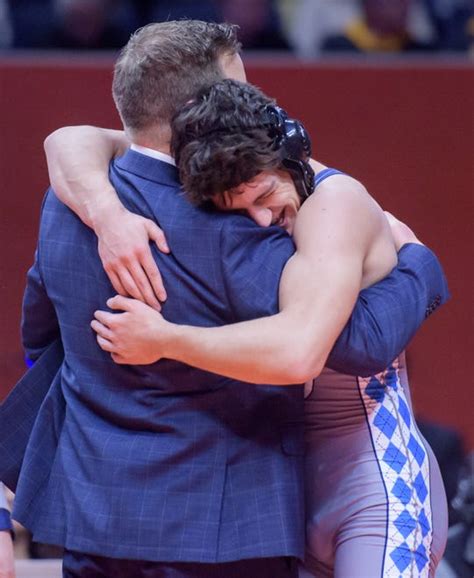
[0,0,472,55]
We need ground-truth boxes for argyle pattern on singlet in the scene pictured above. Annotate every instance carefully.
[358,359,433,577]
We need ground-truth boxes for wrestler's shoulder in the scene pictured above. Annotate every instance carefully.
[305,173,372,217]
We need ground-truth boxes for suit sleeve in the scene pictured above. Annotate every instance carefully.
[21,195,61,362]
[326,243,450,376]
[221,219,449,377]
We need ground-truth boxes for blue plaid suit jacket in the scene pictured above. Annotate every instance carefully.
[2,150,449,562]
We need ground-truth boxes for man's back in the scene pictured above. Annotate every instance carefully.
[14,149,305,562]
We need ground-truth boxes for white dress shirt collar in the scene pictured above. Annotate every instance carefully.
[130,144,176,166]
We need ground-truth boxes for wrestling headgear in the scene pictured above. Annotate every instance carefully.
[265,105,315,200]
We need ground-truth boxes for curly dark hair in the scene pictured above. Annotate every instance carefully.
[170,79,282,205]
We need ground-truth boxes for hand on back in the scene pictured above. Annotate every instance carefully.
[93,207,170,310]
[91,295,171,365]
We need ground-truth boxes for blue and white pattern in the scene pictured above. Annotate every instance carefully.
[358,359,433,577]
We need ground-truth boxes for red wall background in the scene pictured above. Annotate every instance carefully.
[1,56,472,446]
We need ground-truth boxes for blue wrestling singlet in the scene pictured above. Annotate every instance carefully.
[300,169,448,578]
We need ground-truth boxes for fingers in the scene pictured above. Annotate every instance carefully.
[111,353,127,364]
[93,307,121,323]
[96,334,116,353]
[92,319,127,363]
[96,212,169,307]
[97,216,169,308]
[105,255,164,309]
[105,295,134,311]
[91,318,120,354]
[146,221,170,254]
[128,260,162,310]
[90,318,115,341]
[91,313,124,358]
[113,267,146,303]
[91,311,118,354]
[141,251,167,303]
[105,268,128,297]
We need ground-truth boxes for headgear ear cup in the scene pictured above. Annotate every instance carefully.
[264,105,315,200]
[296,121,312,158]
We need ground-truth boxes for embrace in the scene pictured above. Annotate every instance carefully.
[1,20,449,578]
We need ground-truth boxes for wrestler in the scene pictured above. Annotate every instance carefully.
[89,80,448,577]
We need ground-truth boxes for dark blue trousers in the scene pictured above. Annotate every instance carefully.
[62,550,298,578]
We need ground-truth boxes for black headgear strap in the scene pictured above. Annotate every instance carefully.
[264,105,315,201]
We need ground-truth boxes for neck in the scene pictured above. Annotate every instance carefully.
[127,124,172,156]
[134,138,171,157]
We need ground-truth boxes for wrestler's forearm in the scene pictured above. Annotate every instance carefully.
[159,254,360,385]
[44,126,129,228]
[161,308,328,385]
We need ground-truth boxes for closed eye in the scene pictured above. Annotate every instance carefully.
[254,189,275,206]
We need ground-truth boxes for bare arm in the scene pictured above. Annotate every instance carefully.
[44,126,169,307]
[93,179,381,384]
[44,126,128,226]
